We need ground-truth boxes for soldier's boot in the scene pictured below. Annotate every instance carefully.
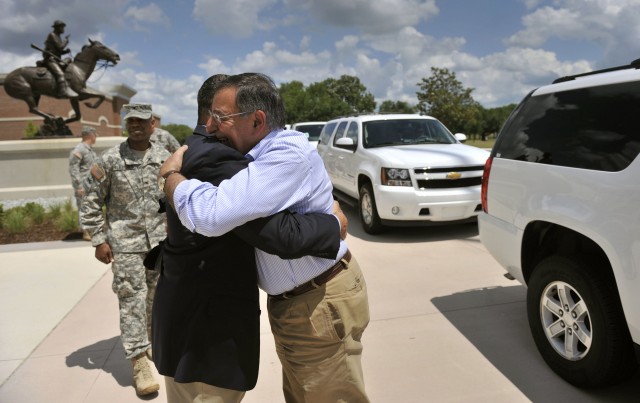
[56,80,78,98]
[146,348,153,361]
[131,353,159,396]
[82,231,91,241]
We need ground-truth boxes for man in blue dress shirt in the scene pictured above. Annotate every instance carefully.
[161,73,370,402]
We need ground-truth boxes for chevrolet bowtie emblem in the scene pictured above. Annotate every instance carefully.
[446,172,462,179]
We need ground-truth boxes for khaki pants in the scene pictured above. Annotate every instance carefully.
[267,257,370,403]
[165,377,245,403]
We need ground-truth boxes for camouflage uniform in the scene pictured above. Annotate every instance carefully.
[81,140,169,359]
[68,141,96,215]
[151,127,180,153]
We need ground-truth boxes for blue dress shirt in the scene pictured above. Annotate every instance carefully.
[174,129,348,295]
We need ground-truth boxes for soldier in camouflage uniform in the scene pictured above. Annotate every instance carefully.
[151,114,181,153]
[69,126,97,240]
[81,104,169,396]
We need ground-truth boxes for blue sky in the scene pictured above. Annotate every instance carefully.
[2,0,639,127]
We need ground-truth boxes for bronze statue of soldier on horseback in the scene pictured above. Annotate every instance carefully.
[4,20,120,136]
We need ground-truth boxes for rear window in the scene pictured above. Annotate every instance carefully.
[494,80,640,172]
[295,124,325,141]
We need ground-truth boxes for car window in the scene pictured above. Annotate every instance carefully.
[346,122,358,145]
[295,124,325,141]
[494,80,640,172]
[332,121,349,146]
[363,119,456,148]
[319,122,337,145]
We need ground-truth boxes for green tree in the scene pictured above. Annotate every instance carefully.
[478,104,517,140]
[162,123,193,144]
[379,100,417,114]
[280,81,313,123]
[324,75,376,114]
[280,75,376,123]
[416,67,480,134]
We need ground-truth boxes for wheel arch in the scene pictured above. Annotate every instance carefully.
[521,221,612,286]
[357,173,373,192]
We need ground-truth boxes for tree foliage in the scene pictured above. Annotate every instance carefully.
[477,104,517,140]
[280,75,376,123]
[379,100,418,114]
[416,67,481,134]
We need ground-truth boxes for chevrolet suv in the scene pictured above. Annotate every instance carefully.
[317,114,489,234]
[479,60,640,387]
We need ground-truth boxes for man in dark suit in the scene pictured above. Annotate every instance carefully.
[150,74,345,402]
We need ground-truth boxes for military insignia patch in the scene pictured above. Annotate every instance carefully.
[73,152,82,159]
[90,164,105,180]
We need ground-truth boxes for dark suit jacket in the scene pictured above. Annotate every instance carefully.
[152,132,340,391]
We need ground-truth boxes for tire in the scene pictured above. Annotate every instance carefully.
[358,183,383,234]
[526,255,637,387]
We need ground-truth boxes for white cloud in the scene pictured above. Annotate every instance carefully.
[506,0,640,66]
[308,0,439,34]
[193,0,278,38]
[124,3,171,31]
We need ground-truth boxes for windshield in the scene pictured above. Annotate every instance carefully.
[296,124,325,141]
[363,119,456,148]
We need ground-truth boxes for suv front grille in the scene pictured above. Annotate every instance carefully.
[414,165,484,189]
[416,177,482,189]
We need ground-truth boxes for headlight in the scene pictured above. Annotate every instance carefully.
[381,168,412,186]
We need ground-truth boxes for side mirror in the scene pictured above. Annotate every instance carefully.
[454,133,467,143]
[335,137,356,151]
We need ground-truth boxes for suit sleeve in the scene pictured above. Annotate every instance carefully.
[233,211,340,260]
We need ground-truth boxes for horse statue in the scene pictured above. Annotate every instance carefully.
[4,38,120,136]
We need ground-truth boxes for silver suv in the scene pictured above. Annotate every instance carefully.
[317,114,489,234]
[479,60,640,387]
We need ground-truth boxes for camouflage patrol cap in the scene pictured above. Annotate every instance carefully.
[122,103,153,120]
[81,126,96,136]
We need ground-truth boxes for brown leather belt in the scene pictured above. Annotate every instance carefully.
[269,250,352,300]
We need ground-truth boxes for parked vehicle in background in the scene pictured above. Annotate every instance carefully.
[291,121,326,147]
[317,114,489,234]
[479,59,640,387]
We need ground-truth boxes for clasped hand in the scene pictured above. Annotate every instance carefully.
[159,144,188,178]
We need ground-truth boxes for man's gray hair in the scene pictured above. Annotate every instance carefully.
[219,73,286,130]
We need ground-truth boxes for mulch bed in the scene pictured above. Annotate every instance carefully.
[0,222,79,245]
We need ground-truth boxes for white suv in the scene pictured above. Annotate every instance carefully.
[291,121,326,148]
[317,114,489,234]
[479,61,640,387]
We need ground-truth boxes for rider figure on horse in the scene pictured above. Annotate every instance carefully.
[44,20,77,98]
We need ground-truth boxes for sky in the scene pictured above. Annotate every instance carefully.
[2,0,640,127]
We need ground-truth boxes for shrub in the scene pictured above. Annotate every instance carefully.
[23,121,39,138]
[55,200,79,232]
[22,202,46,225]
[4,209,29,234]
[47,202,63,220]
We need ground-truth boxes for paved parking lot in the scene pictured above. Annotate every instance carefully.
[1,204,638,402]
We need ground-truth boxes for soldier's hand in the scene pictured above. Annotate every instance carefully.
[332,200,348,240]
[95,242,114,264]
[159,145,188,178]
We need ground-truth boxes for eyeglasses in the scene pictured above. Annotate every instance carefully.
[208,110,253,125]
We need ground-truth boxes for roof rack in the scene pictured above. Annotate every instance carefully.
[553,58,640,84]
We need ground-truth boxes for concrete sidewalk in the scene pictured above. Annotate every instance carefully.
[1,221,638,402]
